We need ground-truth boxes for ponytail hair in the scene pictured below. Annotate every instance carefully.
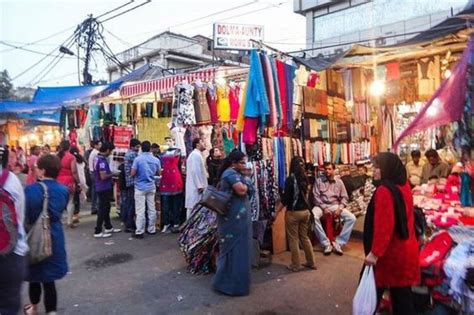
[57,140,71,160]
[217,149,246,180]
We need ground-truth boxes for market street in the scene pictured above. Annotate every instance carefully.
[23,211,363,315]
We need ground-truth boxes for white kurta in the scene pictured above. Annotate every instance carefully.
[185,149,208,210]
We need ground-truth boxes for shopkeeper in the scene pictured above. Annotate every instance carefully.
[406,150,423,186]
[421,149,451,184]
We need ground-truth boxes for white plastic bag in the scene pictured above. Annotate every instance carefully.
[352,266,377,315]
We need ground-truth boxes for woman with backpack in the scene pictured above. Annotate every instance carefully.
[56,140,79,228]
[24,154,69,315]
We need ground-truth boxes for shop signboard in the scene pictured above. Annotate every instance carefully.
[213,22,264,50]
[114,126,134,149]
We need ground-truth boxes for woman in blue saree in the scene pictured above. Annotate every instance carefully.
[212,150,254,296]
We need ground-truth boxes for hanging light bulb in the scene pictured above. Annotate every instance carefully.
[444,69,452,79]
[370,80,385,97]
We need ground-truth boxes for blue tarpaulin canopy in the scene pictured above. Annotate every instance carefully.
[0,100,62,113]
[33,84,110,103]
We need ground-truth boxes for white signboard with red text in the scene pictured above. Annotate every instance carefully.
[213,22,264,50]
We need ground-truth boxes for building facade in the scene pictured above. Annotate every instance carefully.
[293,0,467,56]
[107,31,245,82]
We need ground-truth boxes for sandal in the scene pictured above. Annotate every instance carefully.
[24,304,38,315]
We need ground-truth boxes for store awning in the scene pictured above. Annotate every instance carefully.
[33,84,111,104]
[120,68,216,98]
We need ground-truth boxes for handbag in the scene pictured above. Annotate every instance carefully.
[199,185,232,216]
[26,182,53,265]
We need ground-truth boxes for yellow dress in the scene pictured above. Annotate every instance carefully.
[216,85,231,122]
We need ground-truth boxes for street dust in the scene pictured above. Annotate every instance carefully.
[84,253,133,270]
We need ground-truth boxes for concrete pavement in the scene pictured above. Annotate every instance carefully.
[22,211,364,315]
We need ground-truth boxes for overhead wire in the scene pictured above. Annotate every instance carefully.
[0,41,75,58]
[98,0,152,24]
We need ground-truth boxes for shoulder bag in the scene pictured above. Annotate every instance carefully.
[27,182,53,265]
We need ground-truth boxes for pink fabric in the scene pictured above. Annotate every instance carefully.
[242,118,259,145]
[57,152,75,192]
[26,155,38,185]
[229,85,240,122]
[394,37,473,149]
[159,155,183,193]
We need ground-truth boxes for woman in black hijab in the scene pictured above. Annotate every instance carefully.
[363,152,420,315]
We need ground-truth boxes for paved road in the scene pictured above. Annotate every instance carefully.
[22,211,364,315]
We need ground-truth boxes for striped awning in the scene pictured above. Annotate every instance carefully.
[119,68,216,98]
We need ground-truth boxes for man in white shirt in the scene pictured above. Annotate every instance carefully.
[185,138,208,219]
[0,146,27,315]
[406,150,424,187]
[87,140,101,214]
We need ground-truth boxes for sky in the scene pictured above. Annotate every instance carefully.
[0,0,306,88]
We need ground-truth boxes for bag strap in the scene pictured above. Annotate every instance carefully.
[0,169,9,187]
[37,182,50,219]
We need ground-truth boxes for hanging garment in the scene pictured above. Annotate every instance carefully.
[217,85,231,122]
[222,128,235,155]
[263,55,277,128]
[244,50,270,128]
[229,84,240,123]
[285,63,296,132]
[206,83,218,124]
[160,153,184,194]
[193,82,211,125]
[173,82,196,126]
[276,60,288,131]
[243,118,259,145]
[171,126,187,156]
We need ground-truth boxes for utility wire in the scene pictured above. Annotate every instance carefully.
[0,26,75,53]
[0,41,75,59]
[96,0,135,19]
[99,0,152,24]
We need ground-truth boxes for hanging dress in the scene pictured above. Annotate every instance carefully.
[217,85,231,122]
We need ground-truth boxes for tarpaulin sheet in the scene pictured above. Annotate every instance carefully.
[33,84,110,103]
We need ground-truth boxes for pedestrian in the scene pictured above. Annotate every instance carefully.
[206,147,223,187]
[23,154,69,315]
[26,145,41,185]
[123,138,141,233]
[212,150,254,296]
[56,140,79,228]
[93,142,121,238]
[87,140,101,215]
[312,162,356,256]
[0,146,28,315]
[151,143,161,158]
[131,141,161,239]
[363,152,420,315]
[278,156,316,271]
[42,144,51,155]
[185,138,208,219]
[70,147,88,224]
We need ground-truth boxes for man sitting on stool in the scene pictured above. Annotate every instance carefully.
[312,162,356,256]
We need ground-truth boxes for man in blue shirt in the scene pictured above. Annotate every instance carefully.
[123,138,141,233]
[131,141,161,239]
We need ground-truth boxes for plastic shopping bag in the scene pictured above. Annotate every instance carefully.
[352,266,377,315]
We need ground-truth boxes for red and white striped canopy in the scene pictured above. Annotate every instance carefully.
[120,68,216,98]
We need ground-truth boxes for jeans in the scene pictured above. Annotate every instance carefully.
[285,210,315,269]
[312,205,356,246]
[73,186,81,215]
[95,189,113,234]
[0,253,26,315]
[376,287,416,315]
[161,194,183,227]
[90,172,98,212]
[122,186,136,230]
[135,188,157,235]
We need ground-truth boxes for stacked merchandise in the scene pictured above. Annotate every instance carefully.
[417,230,474,313]
[344,178,376,217]
[178,206,219,274]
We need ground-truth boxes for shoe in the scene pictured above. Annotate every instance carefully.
[286,265,301,272]
[94,232,112,238]
[104,228,121,233]
[332,241,343,256]
[323,245,333,256]
[161,224,171,234]
[171,224,180,233]
[146,231,157,235]
[302,263,317,270]
[68,223,77,229]
[125,228,135,233]
[133,233,144,239]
